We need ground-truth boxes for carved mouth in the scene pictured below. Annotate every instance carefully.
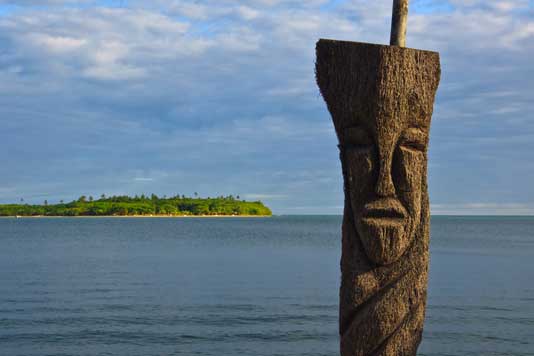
[361,199,407,223]
[364,208,404,219]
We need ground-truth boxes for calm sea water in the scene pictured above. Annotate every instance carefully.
[0,216,533,356]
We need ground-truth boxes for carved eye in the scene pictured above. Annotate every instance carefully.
[344,127,373,150]
[400,140,426,152]
[399,128,427,153]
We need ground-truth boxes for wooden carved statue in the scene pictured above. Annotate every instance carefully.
[315,12,441,356]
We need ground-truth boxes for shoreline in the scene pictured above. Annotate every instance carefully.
[1,214,271,218]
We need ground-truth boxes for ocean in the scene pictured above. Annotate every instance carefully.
[0,216,533,356]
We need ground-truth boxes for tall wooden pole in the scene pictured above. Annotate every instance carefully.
[316,1,442,354]
[316,39,440,355]
[390,0,409,47]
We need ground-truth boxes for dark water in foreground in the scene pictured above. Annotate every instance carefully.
[0,216,533,356]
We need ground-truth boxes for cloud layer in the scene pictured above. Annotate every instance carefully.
[1,0,533,214]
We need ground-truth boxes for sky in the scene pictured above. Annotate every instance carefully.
[0,0,533,215]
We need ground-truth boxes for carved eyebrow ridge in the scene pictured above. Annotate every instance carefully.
[399,127,428,153]
[401,127,428,143]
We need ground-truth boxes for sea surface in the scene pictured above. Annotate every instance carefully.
[0,216,533,356]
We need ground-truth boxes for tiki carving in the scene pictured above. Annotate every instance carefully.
[316,40,440,356]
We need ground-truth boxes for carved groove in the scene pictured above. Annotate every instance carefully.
[340,268,406,337]
[368,300,423,356]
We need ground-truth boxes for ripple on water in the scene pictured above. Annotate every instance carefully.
[1,216,533,356]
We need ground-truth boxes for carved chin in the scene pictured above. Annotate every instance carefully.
[356,217,412,265]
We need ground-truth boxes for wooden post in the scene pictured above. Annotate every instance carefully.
[316,39,440,356]
[390,0,409,47]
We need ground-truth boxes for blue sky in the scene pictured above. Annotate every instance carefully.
[0,0,533,214]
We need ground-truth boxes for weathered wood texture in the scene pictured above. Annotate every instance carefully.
[316,40,440,356]
[390,0,409,47]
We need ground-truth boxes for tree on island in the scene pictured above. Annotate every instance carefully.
[0,194,271,217]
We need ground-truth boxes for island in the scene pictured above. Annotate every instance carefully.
[0,194,272,217]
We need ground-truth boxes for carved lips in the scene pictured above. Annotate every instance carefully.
[362,198,407,222]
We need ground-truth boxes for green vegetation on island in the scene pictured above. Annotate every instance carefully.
[0,194,272,217]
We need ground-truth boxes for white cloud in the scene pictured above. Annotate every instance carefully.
[447,0,530,12]
[431,203,534,215]
[169,1,211,20]
[236,5,260,20]
[0,0,93,5]
[0,0,533,212]
[27,34,86,53]
[243,194,287,200]
[83,64,146,80]
[1,7,206,81]
[215,26,262,52]
[133,177,154,182]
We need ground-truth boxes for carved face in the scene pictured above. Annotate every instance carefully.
[343,119,429,266]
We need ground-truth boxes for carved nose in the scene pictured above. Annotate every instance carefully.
[375,161,396,198]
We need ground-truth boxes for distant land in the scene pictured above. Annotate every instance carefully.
[0,194,272,217]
